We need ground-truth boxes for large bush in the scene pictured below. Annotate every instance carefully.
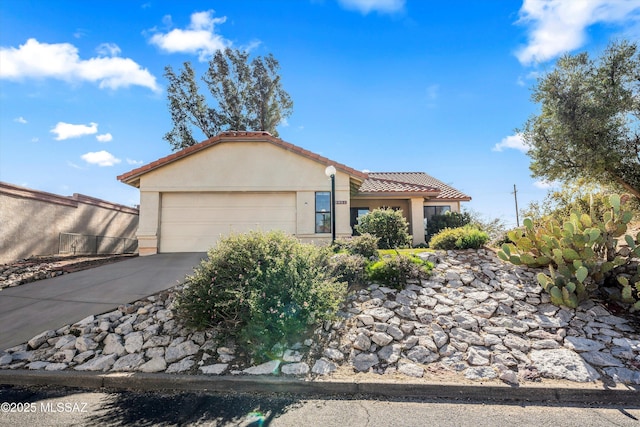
[355,208,411,249]
[333,233,379,259]
[175,230,346,361]
[426,211,471,239]
[498,194,640,311]
[367,254,433,289]
[429,225,489,250]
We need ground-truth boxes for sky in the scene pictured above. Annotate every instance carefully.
[1,0,639,228]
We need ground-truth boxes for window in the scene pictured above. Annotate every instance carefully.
[350,208,369,235]
[315,192,331,233]
[423,205,451,230]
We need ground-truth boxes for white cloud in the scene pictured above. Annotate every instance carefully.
[14,116,27,124]
[51,122,98,140]
[337,0,405,14]
[31,137,39,142]
[126,158,144,165]
[148,10,230,62]
[67,161,84,170]
[96,43,121,57]
[516,0,640,65]
[81,150,121,167]
[493,133,529,152]
[533,179,559,189]
[426,84,439,100]
[0,38,160,92]
[96,133,113,142]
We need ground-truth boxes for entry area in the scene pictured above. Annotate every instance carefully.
[159,192,297,252]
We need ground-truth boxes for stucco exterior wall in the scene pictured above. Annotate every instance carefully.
[135,141,354,254]
[0,183,139,264]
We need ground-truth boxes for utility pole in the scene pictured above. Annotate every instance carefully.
[512,184,520,227]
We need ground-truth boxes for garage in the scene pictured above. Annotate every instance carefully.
[159,192,296,252]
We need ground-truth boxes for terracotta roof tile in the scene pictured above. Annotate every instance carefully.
[117,131,368,185]
[359,172,471,201]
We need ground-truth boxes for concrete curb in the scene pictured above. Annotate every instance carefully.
[1,370,638,406]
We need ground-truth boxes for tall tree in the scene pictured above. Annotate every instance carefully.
[521,40,640,199]
[164,48,293,151]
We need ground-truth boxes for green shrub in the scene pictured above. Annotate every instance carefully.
[429,225,489,250]
[175,230,347,361]
[355,208,411,249]
[329,253,369,286]
[333,233,379,259]
[366,254,432,289]
[498,194,640,311]
[426,211,472,239]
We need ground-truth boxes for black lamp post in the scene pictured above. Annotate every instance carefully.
[325,165,337,243]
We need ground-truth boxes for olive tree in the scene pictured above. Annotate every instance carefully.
[521,40,640,200]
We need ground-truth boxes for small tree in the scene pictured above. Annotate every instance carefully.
[355,208,411,249]
[426,211,471,240]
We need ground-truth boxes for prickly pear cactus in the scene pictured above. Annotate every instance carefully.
[498,194,639,310]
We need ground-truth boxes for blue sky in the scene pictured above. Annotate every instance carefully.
[1,0,639,227]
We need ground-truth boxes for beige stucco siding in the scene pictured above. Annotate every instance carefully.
[136,141,353,253]
[159,192,296,252]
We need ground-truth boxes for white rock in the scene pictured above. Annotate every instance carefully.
[281,362,309,375]
[74,354,117,372]
[139,357,167,373]
[28,330,56,350]
[200,364,228,375]
[529,349,600,382]
[124,332,144,354]
[112,353,145,371]
[312,358,337,375]
[243,360,280,375]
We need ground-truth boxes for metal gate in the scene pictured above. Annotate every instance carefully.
[58,233,137,255]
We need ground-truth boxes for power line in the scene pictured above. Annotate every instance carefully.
[512,184,520,227]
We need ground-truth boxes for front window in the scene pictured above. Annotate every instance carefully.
[350,208,369,235]
[315,192,331,233]
[424,205,451,230]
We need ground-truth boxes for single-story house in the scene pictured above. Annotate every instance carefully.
[117,131,470,255]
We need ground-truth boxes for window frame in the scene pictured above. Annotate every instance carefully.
[315,191,332,234]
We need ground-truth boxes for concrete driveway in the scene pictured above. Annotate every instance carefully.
[0,253,205,351]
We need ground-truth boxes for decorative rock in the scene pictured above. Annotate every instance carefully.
[28,330,56,350]
[244,360,280,375]
[165,340,199,364]
[112,353,145,371]
[75,354,117,372]
[604,367,640,385]
[323,348,345,362]
[398,361,424,378]
[166,357,195,373]
[353,353,379,372]
[27,361,50,370]
[564,336,605,352]
[0,353,12,365]
[103,334,126,356]
[364,307,395,322]
[466,346,491,366]
[281,362,310,375]
[200,364,228,375]
[352,333,371,351]
[449,328,484,346]
[464,366,497,380]
[579,351,624,367]
[312,358,337,375]
[283,349,303,362]
[529,349,600,382]
[75,337,98,353]
[371,332,393,347]
[45,363,68,371]
[139,357,167,373]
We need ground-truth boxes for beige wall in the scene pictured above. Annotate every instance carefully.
[0,183,139,264]
[136,141,354,254]
[350,198,463,246]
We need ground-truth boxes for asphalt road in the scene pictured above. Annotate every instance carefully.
[0,385,639,427]
[0,252,205,350]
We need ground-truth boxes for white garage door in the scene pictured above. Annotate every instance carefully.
[159,192,296,252]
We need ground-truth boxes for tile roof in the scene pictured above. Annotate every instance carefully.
[117,131,368,186]
[359,172,471,201]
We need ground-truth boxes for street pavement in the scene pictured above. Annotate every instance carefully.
[0,253,205,350]
[0,384,638,426]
